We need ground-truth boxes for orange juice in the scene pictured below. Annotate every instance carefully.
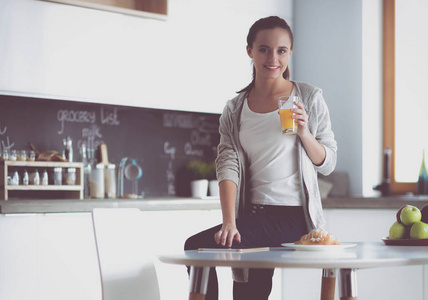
[279,109,297,135]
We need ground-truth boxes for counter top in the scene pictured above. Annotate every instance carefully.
[1,196,428,214]
[322,195,428,209]
[0,197,221,214]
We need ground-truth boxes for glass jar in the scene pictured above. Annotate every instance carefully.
[18,150,27,161]
[104,164,116,198]
[64,168,76,185]
[90,164,105,198]
[2,149,9,161]
[27,150,36,161]
[10,150,17,161]
[53,167,62,185]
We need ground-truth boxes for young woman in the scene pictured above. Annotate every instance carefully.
[184,16,337,300]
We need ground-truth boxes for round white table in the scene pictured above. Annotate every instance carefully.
[158,242,428,300]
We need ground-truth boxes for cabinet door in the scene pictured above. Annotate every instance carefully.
[142,210,223,300]
[0,213,101,300]
[280,209,425,300]
[324,209,424,300]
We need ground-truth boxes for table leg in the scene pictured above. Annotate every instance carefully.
[189,266,210,300]
[338,268,358,300]
[321,268,337,300]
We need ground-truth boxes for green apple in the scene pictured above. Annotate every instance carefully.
[400,205,422,226]
[410,221,428,239]
[396,205,409,224]
[389,221,407,239]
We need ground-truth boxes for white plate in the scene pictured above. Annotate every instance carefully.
[281,243,357,251]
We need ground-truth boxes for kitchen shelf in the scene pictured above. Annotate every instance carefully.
[43,0,168,20]
[0,161,84,200]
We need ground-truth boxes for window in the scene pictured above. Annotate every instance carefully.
[383,0,428,194]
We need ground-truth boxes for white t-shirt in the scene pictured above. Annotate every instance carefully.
[239,96,302,206]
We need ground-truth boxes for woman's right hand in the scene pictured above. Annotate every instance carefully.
[214,222,241,248]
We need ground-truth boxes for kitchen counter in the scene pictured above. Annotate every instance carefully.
[1,195,428,214]
[322,195,428,209]
[0,197,221,214]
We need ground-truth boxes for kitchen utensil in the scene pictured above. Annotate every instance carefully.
[98,143,112,166]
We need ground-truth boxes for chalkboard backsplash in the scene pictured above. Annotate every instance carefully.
[0,93,220,197]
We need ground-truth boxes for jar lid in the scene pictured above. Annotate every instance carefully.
[54,167,62,172]
[106,164,116,169]
[67,168,76,173]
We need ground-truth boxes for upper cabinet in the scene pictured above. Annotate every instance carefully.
[43,0,167,20]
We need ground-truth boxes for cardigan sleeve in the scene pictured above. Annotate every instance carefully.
[306,88,337,176]
[215,102,240,186]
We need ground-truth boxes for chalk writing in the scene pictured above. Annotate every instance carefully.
[164,141,177,160]
[100,107,120,126]
[184,142,203,157]
[0,122,6,135]
[80,124,104,163]
[57,109,96,134]
[163,113,194,129]
[166,161,176,195]
[0,122,15,150]
[190,130,211,146]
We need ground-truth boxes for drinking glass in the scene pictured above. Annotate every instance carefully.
[278,95,299,135]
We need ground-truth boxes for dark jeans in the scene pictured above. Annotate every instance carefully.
[184,205,308,300]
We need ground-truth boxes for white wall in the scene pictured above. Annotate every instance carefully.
[293,0,383,196]
[0,0,384,195]
[0,0,292,113]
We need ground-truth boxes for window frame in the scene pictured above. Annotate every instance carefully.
[383,0,416,194]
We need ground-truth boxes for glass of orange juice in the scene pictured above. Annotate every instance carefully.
[278,96,298,135]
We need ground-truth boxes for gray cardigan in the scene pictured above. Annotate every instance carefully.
[215,81,337,231]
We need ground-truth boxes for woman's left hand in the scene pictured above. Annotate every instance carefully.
[291,101,309,136]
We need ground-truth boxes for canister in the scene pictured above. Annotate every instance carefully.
[64,168,76,185]
[90,164,105,198]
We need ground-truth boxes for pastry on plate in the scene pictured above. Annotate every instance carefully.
[295,228,340,245]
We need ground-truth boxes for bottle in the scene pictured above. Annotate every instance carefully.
[63,136,73,162]
[416,150,428,195]
[12,170,19,185]
[42,169,49,185]
[33,169,40,185]
[22,169,29,185]
[53,168,62,185]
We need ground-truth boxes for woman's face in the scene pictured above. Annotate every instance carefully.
[247,27,292,81]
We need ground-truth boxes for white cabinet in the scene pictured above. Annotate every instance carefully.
[281,209,427,300]
[0,209,225,300]
[0,213,101,300]
[3,207,424,300]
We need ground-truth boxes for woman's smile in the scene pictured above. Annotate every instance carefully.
[264,64,281,71]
